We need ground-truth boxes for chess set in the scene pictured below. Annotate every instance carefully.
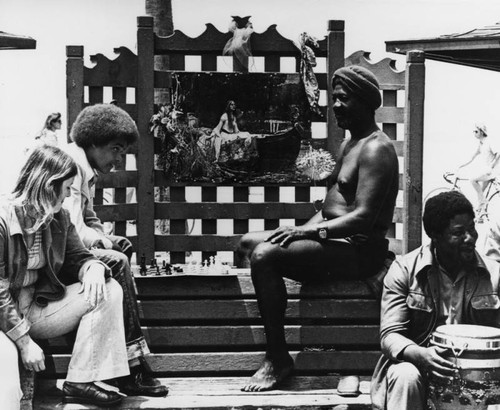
[138,255,233,276]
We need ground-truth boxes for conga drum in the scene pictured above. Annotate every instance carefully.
[428,324,500,410]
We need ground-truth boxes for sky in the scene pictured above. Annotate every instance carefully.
[1,0,500,200]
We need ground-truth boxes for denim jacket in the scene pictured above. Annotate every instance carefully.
[0,202,109,343]
[370,243,500,409]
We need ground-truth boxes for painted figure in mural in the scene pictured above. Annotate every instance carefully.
[236,65,399,392]
[200,99,255,161]
[456,123,498,215]
[63,104,169,397]
[34,112,62,146]
[370,190,500,410]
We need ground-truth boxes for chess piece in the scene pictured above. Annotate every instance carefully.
[139,253,147,276]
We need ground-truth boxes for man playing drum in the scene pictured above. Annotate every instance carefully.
[371,190,500,410]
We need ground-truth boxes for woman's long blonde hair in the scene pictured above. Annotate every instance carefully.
[12,145,77,231]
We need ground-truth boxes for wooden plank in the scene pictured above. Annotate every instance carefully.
[374,106,404,123]
[35,376,373,409]
[327,20,345,156]
[155,235,239,252]
[154,202,318,219]
[155,232,401,254]
[154,24,300,57]
[153,170,326,187]
[65,46,84,141]
[41,325,380,349]
[153,202,403,223]
[144,325,380,347]
[134,275,375,298]
[345,50,406,89]
[84,47,138,87]
[94,203,136,222]
[138,299,380,321]
[136,16,156,261]
[44,351,381,374]
[403,50,425,253]
[95,170,137,188]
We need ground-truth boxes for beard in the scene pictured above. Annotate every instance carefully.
[334,112,351,129]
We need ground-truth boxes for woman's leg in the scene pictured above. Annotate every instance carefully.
[0,332,22,410]
[27,279,129,382]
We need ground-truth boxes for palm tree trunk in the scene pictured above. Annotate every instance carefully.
[145,0,173,104]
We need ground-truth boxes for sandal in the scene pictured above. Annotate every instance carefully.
[337,375,361,397]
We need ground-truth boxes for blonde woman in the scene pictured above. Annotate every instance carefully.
[0,145,129,406]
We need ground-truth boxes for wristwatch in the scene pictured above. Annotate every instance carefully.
[318,227,328,240]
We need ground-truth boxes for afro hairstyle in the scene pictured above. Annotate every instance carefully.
[423,190,474,238]
[70,103,139,149]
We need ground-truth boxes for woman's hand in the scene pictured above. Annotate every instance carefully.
[79,263,107,308]
[16,334,45,372]
[265,225,315,247]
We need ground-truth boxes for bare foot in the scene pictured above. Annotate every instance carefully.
[241,357,294,392]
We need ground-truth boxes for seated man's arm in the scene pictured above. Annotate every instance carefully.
[63,167,106,249]
[381,259,456,380]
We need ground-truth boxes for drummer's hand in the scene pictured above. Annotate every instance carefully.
[403,345,457,380]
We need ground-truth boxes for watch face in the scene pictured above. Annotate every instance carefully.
[319,228,327,239]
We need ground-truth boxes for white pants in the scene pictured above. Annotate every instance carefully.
[0,332,23,410]
[26,279,129,382]
[385,362,426,410]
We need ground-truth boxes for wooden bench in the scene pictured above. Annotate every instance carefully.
[32,270,378,409]
[25,16,426,410]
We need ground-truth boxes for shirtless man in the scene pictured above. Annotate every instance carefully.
[236,65,399,392]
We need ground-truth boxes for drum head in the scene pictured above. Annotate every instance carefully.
[432,324,500,351]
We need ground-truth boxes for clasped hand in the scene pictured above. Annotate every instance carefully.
[414,346,458,381]
[265,225,314,247]
[79,264,107,308]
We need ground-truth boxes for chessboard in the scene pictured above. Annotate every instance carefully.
[134,255,238,276]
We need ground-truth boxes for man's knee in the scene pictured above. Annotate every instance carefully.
[387,362,424,390]
[250,241,279,271]
[237,232,258,256]
[96,248,130,274]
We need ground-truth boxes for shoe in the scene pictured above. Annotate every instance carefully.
[62,381,122,406]
[337,375,361,397]
[116,359,169,397]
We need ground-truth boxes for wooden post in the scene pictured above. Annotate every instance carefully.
[326,20,345,156]
[403,50,425,253]
[66,45,84,142]
[137,16,156,261]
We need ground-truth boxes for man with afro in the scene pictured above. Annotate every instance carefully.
[63,103,168,397]
[371,190,500,410]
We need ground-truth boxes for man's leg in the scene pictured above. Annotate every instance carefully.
[91,238,168,397]
[242,237,358,392]
[386,362,426,410]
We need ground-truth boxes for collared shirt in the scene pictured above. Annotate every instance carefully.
[63,143,105,248]
[437,264,466,325]
[379,243,500,362]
